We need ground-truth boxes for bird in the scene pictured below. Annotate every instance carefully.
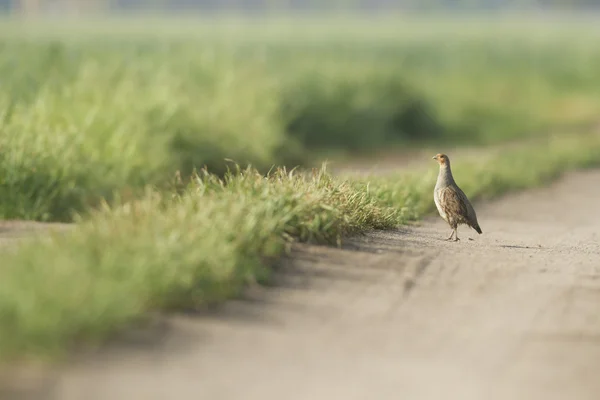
[432,153,482,242]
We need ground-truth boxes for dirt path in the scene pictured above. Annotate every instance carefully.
[7,170,600,400]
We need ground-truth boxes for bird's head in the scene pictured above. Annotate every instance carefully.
[432,153,449,166]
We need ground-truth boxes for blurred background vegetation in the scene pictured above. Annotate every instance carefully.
[3,1,600,360]
[1,1,600,221]
[4,0,600,14]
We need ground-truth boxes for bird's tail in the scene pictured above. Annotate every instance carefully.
[474,224,482,234]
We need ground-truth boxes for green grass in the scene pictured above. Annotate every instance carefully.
[1,129,600,362]
[2,17,600,220]
[2,16,600,362]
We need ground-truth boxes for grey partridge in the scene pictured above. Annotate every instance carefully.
[433,153,482,241]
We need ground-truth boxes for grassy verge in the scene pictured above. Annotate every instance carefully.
[2,17,600,220]
[1,129,599,362]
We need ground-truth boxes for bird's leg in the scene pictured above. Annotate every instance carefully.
[445,230,455,241]
[453,228,460,242]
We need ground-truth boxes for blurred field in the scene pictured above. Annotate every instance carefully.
[3,16,600,362]
[2,16,600,220]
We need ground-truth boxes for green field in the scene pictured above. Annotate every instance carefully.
[2,16,600,220]
[2,16,600,361]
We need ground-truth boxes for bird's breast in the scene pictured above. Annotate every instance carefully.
[433,189,447,220]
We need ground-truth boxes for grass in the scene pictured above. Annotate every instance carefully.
[2,16,600,220]
[1,129,600,362]
[2,15,600,362]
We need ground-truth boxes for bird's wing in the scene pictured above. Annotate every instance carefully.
[454,186,481,229]
[457,187,479,222]
[439,186,469,220]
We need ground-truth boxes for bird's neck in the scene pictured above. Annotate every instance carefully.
[437,164,455,187]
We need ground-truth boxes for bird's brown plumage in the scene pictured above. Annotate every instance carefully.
[433,153,482,241]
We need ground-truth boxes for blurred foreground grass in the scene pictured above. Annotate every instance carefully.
[1,129,600,361]
[1,17,600,220]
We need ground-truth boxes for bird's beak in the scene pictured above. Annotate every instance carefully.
[432,155,437,160]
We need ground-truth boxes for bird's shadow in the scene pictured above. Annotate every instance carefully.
[432,237,476,242]
[498,244,542,250]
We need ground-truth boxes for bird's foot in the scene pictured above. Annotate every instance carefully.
[445,230,459,241]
